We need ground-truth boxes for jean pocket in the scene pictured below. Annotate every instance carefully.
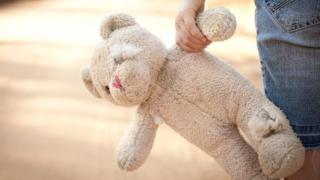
[263,0,320,33]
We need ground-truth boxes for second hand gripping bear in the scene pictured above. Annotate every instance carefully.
[81,8,305,180]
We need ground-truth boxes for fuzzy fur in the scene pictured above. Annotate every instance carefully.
[81,8,305,180]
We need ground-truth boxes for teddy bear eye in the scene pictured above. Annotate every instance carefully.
[113,57,125,64]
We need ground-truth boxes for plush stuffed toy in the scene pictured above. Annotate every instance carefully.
[81,8,305,180]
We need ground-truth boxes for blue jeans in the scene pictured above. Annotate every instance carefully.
[255,0,320,149]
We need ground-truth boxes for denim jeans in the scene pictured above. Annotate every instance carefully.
[255,0,320,149]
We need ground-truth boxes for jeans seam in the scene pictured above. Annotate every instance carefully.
[291,123,320,127]
[265,0,293,12]
[298,134,320,137]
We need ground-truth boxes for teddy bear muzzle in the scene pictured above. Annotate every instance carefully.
[109,62,151,106]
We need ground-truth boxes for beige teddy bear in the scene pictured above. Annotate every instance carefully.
[81,8,305,180]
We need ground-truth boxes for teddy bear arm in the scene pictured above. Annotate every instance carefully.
[116,105,158,171]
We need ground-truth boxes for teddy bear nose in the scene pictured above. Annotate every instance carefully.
[112,75,124,90]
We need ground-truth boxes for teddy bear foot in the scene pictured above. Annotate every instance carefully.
[258,133,305,178]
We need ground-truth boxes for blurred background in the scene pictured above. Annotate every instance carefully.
[0,0,261,179]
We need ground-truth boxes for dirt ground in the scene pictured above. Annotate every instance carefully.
[0,0,262,180]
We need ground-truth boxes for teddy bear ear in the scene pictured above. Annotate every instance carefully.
[100,13,137,39]
[196,7,237,42]
[81,66,100,98]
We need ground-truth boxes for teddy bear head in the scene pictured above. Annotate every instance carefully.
[81,13,167,106]
[81,8,236,106]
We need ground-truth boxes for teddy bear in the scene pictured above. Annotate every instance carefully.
[81,8,305,180]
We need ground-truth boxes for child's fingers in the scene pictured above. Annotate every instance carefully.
[178,27,206,49]
[176,32,203,52]
[180,26,204,45]
[183,16,208,43]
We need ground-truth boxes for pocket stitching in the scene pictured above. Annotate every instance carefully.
[263,0,320,33]
[265,0,292,12]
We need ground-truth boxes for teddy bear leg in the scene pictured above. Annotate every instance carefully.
[210,126,274,180]
[237,105,305,178]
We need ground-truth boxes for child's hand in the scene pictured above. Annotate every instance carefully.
[175,0,210,52]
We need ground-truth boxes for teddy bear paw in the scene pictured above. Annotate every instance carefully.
[116,145,144,171]
[117,153,139,171]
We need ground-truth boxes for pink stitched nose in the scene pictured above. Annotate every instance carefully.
[112,74,123,90]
